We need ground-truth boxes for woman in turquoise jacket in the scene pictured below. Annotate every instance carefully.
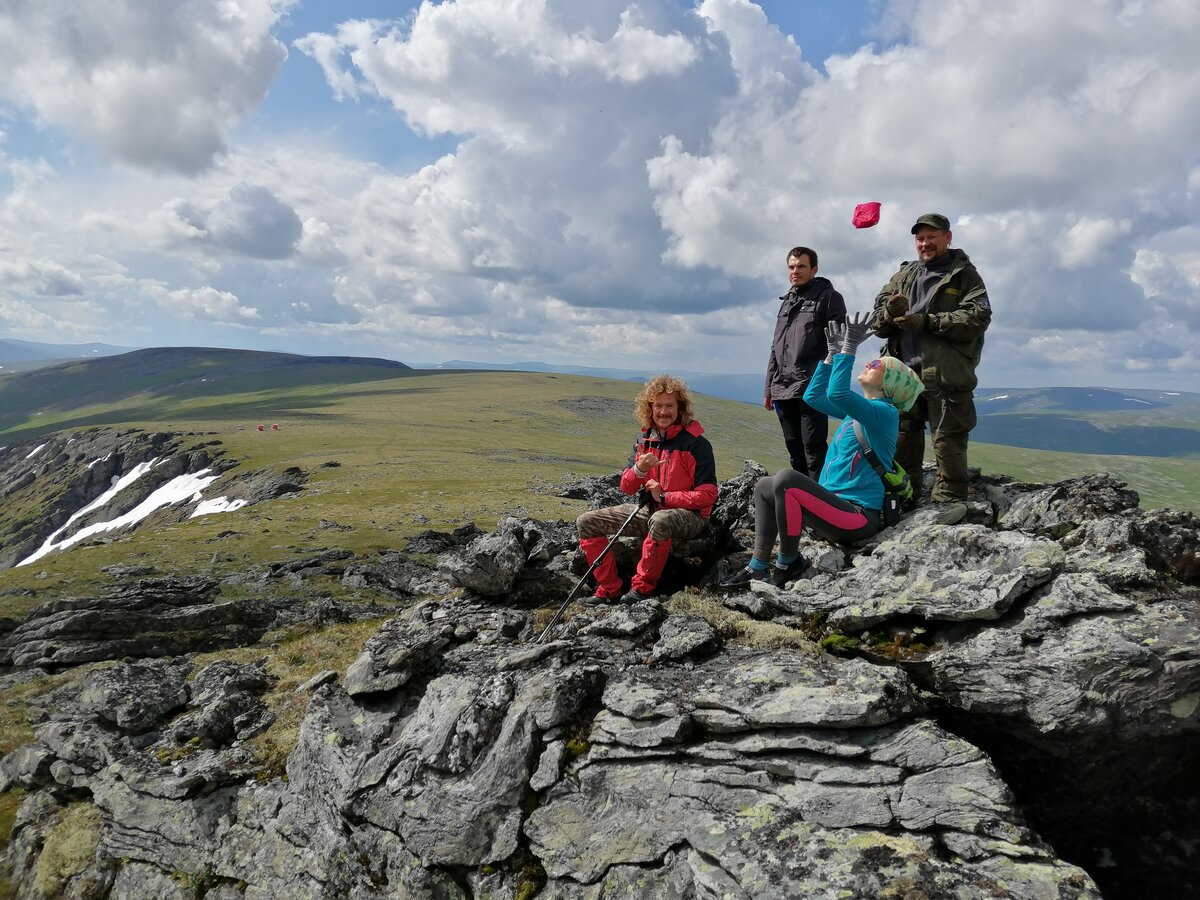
[722,312,923,588]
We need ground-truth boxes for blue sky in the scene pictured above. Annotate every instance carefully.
[0,0,1197,390]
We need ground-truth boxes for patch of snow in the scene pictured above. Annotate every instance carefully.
[18,459,163,566]
[1163,392,1180,396]
[87,452,113,470]
[24,443,46,460]
[1124,398,1152,405]
[986,394,1009,401]
[191,497,247,518]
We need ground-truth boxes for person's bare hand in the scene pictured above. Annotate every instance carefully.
[895,313,926,332]
[885,293,908,318]
[763,396,773,410]
[645,479,665,502]
[636,452,659,473]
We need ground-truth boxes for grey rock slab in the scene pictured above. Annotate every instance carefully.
[343,616,454,697]
[1131,506,1200,583]
[580,598,666,638]
[925,572,1200,742]
[1061,515,1158,587]
[997,472,1141,538]
[688,649,922,729]
[439,518,527,595]
[78,657,192,734]
[168,659,276,747]
[350,661,601,867]
[591,709,691,748]
[0,579,274,668]
[528,715,1096,896]
[530,738,567,792]
[770,523,1064,629]
[650,613,719,663]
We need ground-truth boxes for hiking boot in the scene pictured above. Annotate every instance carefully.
[718,566,768,589]
[619,588,652,604]
[579,589,622,607]
[770,557,810,588]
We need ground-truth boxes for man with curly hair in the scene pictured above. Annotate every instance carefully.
[576,375,718,604]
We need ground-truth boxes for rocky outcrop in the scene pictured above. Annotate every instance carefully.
[0,576,274,668]
[0,470,1197,899]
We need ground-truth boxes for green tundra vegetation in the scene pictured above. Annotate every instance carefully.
[1,369,1197,611]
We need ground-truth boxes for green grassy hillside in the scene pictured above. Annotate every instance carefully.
[1,365,1196,611]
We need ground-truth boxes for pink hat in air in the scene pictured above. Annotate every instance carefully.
[852,202,881,229]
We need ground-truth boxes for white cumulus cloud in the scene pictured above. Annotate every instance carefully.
[0,0,292,174]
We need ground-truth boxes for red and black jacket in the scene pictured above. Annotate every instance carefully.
[620,420,718,518]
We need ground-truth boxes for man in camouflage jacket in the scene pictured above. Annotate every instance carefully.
[870,213,991,502]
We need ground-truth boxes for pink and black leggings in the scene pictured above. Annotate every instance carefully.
[753,469,880,560]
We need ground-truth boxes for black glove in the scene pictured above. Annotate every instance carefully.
[840,311,873,355]
[885,293,908,318]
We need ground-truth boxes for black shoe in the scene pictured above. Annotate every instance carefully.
[770,557,810,588]
[718,566,768,589]
[619,588,651,604]
[579,590,621,607]
[899,497,918,513]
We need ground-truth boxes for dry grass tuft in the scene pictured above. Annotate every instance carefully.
[33,802,101,898]
[247,617,391,776]
[666,592,818,653]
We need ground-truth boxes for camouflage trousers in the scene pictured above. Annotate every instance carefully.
[895,389,977,502]
[576,505,707,543]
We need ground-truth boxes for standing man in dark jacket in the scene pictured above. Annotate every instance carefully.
[870,213,992,503]
[765,247,847,478]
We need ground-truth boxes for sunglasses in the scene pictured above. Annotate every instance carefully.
[865,359,884,370]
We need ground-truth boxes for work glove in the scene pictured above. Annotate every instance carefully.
[885,293,908,318]
[824,320,845,362]
[840,311,873,355]
[895,313,927,332]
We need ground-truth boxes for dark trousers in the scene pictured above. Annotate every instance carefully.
[774,397,829,479]
[895,390,977,502]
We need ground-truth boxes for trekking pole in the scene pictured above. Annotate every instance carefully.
[536,491,652,644]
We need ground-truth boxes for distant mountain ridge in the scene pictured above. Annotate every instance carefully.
[0,338,138,373]
[425,359,1200,458]
[0,338,137,362]
[0,346,414,439]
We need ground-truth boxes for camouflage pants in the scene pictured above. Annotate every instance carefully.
[576,505,707,543]
[895,389,977,502]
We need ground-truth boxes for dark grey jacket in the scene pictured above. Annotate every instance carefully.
[765,277,847,401]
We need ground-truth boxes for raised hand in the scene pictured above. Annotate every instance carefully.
[840,311,874,355]
[824,320,846,362]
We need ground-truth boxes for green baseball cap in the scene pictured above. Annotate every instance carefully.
[910,213,951,233]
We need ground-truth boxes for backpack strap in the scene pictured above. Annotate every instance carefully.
[852,420,889,482]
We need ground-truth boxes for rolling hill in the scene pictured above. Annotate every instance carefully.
[0,346,416,440]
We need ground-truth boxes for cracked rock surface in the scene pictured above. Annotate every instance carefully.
[1,470,1197,899]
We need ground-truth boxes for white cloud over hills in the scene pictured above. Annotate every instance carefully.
[0,0,1197,389]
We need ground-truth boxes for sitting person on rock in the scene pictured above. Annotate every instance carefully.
[577,375,718,605]
[721,312,923,588]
